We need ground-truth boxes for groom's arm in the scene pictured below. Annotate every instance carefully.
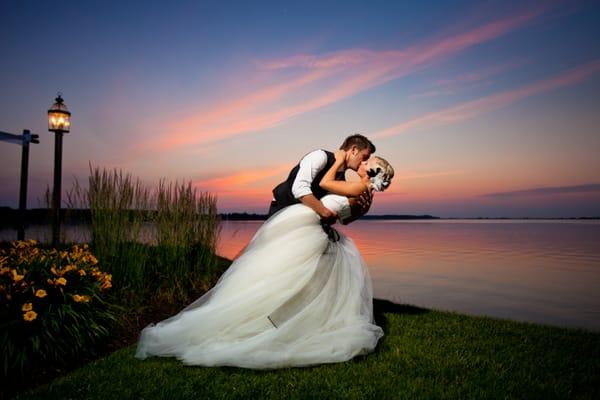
[299,194,337,223]
[292,150,337,223]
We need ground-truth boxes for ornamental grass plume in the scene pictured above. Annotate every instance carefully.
[66,164,220,303]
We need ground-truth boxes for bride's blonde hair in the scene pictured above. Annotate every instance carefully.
[368,156,394,192]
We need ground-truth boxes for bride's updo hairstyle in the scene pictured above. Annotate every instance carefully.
[367,156,394,192]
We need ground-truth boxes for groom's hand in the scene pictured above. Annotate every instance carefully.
[319,207,338,225]
[299,194,338,224]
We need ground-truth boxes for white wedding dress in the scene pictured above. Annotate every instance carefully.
[135,194,383,369]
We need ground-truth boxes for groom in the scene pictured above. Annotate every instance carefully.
[268,134,376,224]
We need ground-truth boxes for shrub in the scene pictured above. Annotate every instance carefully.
[0,240,119,379]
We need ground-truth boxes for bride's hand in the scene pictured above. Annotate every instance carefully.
[334,149,346,164]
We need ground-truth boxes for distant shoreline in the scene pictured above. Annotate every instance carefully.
[219,213,600,221]
[1,207,598,226]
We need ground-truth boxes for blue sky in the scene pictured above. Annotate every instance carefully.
[1,0,599,217]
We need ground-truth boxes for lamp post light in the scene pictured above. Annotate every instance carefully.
[47,93,71,246]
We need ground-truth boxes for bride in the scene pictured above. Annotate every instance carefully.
[135,151,394,369]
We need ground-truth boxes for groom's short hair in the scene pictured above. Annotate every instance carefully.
[340,134,376,153]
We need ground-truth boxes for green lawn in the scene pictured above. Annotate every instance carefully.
[13,300,599,399]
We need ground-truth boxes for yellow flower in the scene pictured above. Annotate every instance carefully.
[65,264,77,272]
[100,276,112,290]
[50,266,60,276]
[72,294,91,303]
[23,310,37,322]
[11,269,24,282]
[79,269,86,276]
[22,302,33,312]
[56,277,67,286]
[35,289,47,298]
[89,255,98,265]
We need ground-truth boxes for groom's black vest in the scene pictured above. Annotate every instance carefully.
[268,150,345,216]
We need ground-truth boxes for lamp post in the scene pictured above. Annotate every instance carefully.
[48,93,71,246]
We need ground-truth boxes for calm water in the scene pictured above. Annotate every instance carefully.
[215,219,600,331]
[3,220,600,331]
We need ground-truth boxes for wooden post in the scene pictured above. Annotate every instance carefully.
[0,129,38,241]
[17,130,31,240]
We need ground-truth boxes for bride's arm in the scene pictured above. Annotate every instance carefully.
[319,150,368,196]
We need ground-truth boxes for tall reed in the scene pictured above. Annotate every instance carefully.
[68,164,220,303]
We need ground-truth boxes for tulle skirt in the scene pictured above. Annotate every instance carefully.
[134,203,383,369]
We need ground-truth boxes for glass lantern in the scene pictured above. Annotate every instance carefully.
[48,94,71,133]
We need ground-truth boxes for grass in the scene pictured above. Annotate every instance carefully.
[12,299,600,399]
[66,165,220,302]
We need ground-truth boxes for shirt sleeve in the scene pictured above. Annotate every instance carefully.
[291,150,328,199]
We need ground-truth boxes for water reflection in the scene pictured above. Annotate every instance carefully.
[3,219,599,331]
[217,219,600,331]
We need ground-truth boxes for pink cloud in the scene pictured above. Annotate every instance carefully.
[372,59,600,138]
[192,164,297,212]
[256,50,371,70]
[193,163,292,192]
[398,170,463,180]
[144,2,557,152]
[148,68,336,151]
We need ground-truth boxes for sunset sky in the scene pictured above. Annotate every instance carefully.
[1,0,599,217]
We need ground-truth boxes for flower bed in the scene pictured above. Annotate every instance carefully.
[0,240,119,380]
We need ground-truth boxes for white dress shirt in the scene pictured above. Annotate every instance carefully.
[291,149,329,199]
[290,150,350,218]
